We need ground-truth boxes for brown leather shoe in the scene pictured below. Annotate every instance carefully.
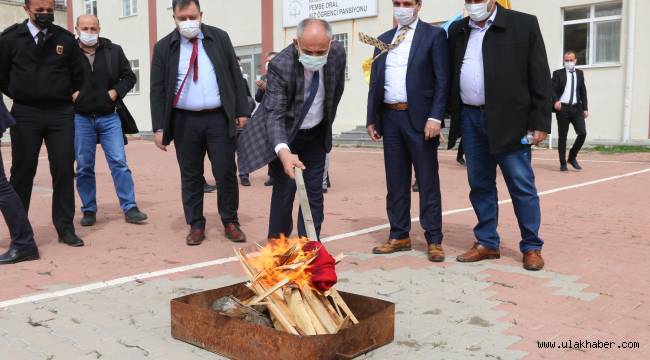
[523,250,544,271]
[456,243,500,262]
[427,244,445,262]
[225,223,246,243]
[186,228,205,246]
[372,238,411,254]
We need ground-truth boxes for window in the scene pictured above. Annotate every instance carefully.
[122,0,138,17]
[562,2,622,66]
[332,33,349,80]
[84,0,97,15]
[235,45,262,95]
[129,60,140,94]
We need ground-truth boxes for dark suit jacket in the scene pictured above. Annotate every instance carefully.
[0,96,15,134]
[447,4,552,155]
[367,21,450,135]
[552,68,588,112]
[150,24,251,145]
[237,42,346,175]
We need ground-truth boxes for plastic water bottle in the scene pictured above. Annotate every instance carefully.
[520,132,535,145]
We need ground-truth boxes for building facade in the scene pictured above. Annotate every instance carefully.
[55,0,650,145]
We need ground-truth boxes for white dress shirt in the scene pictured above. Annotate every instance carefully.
[274,68,325,155]
[175,32,222,111]
[383,19,440,124]
[460,7,497,106]
[27,20,47,43]
[384,19,418,105]
[559,69,578,105]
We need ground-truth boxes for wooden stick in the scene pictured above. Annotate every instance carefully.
[330,289,359,325]
[286,289,317,335]
[335,315,351,333]
[317,292,344,325]
[235,249,300,335]
[294,168,318,241]
[300,285,338,333]
[245,278,289,306]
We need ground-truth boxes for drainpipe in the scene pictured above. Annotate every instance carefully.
[622,0,636,143]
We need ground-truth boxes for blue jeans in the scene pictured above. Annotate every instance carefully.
[74,113,137,214]
[461,107,544,253]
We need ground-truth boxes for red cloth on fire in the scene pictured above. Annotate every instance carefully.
[303,241,337,292]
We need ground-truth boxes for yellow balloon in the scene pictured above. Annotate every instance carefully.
[361,57,373,85]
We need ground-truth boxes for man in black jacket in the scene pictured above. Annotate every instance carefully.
[447,1,552,271]
[0,0,85,248]
[150,0,251,246]
[552,51,589,172]
[73,14,147,227]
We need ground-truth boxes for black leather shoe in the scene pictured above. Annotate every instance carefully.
[264,177,274,187]
[457,157,466,166]
[80,211,96,227]
[240,176,251,187]
[59,232,85,247]
[125,207,148,224]
[560,164,569,172]
[203,183,217,193]
[0,246,40,265]
[568,158,582,170]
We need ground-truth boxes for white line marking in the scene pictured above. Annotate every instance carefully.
[1,167,649,309]
[334,149,650,165]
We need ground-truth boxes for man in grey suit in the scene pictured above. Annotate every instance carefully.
[237,18,346,241]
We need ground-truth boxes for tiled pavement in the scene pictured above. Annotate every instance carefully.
[1,144,649,359]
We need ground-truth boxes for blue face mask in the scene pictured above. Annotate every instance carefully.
[298,43,330,72]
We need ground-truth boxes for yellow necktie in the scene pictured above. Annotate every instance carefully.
[359,26,410,63]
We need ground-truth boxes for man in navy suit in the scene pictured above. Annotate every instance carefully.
[366,0,450,262]
[1,96,39,264]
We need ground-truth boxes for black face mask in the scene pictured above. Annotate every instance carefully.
[33,12,54,29]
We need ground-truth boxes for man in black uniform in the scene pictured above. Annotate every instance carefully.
[0,0,85,247]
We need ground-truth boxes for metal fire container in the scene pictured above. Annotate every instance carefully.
[171,283,395,359]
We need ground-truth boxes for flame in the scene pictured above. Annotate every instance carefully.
[248,236,319,290]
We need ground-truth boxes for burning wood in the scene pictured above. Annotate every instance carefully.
[229,237,359,336]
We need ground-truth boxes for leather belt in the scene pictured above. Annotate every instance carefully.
[175,107,222,113]
[384,103,409,111]
[464,104,486,112]
[561,103,579,107]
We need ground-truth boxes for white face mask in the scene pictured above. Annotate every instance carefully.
[393,7,417,26]
[79,31,98,47]
[465,1,491,22]
[564,61,576,71]
[298,43,329,72]
[178,20,201,39]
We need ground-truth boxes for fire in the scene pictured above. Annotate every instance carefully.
[248,236,319,290]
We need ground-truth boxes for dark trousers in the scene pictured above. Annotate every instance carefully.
[382,109,443,244]
[173,109,239,229]
[1,145,36,250]
[461,106,543,253]
[557,105,587,165]
[268,123,326,240]
[9,103,76,235]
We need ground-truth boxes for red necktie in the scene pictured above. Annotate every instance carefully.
[173,38,199,108]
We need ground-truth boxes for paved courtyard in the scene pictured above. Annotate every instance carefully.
[1,141,649,359]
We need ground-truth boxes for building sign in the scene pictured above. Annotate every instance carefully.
[283,0,379,28]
